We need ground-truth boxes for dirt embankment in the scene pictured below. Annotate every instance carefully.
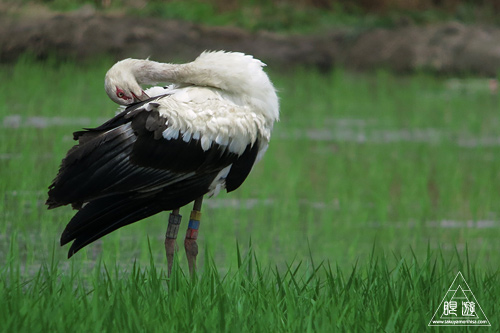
[1,6,500,75]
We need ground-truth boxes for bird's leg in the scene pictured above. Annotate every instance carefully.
[165,208,182,276]
[184,196,203,276]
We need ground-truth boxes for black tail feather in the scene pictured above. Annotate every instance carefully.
[61,194,163,258]
[60,172,219,258]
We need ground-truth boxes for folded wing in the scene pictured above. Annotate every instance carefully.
[47,96,260,257]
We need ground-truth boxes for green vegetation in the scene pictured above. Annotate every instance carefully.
[133,0,500,32]
[1,57,499,330]
[2,241,498,331]
[7,0,500,33]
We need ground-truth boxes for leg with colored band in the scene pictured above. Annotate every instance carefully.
[165,208,182,276]
[185,197,203,276]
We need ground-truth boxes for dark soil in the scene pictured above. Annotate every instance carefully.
[1,6,500,75]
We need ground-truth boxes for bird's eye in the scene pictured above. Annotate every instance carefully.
[115,87,132,102]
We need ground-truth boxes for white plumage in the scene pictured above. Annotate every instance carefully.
[135,86,270,155]
[108,51,279,155]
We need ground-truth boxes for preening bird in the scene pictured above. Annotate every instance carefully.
[46,51,279,274]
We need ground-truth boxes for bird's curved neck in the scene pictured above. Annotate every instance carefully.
[128,59,231,91]
[121,55,279,123]
[130,60,186,86]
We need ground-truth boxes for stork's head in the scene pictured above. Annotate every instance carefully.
[105,59,149,105]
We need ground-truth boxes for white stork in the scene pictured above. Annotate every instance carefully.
[46,51,279,275]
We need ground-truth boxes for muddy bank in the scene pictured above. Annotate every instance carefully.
[1,7,499,75]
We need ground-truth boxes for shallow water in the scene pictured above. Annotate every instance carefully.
[4,115,500,148]
[2,115,108,129]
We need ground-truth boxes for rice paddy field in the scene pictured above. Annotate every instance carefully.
[1,56,499,331]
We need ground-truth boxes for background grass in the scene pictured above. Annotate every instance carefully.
[6,0,500,33]
[1,56,499,330]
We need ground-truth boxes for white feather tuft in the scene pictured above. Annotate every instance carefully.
[207,164,232,197]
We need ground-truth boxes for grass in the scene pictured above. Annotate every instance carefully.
[1,56,499,331]
[2,240,498,331]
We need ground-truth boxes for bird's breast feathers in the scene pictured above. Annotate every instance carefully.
[135,85,272,155]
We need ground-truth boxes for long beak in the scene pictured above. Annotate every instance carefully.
[132,90,150,103]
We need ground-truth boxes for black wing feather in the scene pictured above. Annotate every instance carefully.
[61,171,219,257]
[226,142,260,192]
[47,99,261,257]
